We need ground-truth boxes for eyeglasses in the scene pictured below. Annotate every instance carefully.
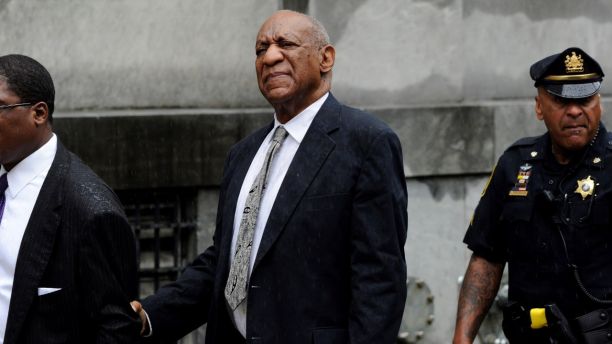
[0,102,31,111]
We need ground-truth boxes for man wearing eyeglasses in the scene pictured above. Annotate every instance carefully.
[0,54,140,344]
[453,47,612,343]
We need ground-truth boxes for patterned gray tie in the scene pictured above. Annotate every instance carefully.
[225,126,288,310]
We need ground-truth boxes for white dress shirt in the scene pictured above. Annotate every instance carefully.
[0,134,57,343]
[229,93,329,337]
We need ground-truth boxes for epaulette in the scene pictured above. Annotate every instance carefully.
[503,135,545,161]
[508,136,539,149]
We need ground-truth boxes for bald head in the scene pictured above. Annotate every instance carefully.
[254,10,336,122]
[259,10,330,48]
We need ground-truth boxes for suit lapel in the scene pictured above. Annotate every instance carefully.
[3,142,68,344]
[253,95,341,270]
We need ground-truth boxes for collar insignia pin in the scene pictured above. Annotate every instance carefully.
[531,151,538,158]
[575,176,595,200]
[593,157,601,164]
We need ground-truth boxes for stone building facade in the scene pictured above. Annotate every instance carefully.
[2,0,612,342]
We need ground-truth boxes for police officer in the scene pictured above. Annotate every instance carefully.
[453,47,612,344]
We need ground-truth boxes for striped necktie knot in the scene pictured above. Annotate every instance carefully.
[0,174,7,193]
[0,174,8,223]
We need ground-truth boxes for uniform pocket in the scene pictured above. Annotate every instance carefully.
[574,198,610,226]
[500,200,534,222]
[500,200,544,263]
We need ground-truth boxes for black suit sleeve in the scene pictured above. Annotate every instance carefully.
[79,210,141,343]
[140,246,218,342]
[349,129,408,343]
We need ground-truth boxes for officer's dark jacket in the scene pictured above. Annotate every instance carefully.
[464,124,612,318]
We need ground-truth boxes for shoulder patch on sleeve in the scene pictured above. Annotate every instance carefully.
[480,163,497,198]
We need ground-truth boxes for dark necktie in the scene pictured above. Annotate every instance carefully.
[0,174,8,223]
[225,126,288,310]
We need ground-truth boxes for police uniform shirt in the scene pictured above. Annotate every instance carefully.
[464,124,612,318]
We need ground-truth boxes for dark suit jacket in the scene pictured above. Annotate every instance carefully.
[3,141,141,344]
[143,94,408,344]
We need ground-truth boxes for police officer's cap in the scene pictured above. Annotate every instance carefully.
[530,47,604,98]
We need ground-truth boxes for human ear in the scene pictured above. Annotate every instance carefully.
[31,102,49,126]
[535,96,544,121]
[319,44,335,73]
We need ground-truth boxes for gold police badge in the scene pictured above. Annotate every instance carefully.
[575,176,595,200]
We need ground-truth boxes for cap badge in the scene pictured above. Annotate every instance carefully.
[575,175,595,200]
[509,163,532,197]
[565,51,584,73]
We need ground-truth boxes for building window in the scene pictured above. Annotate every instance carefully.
[118,189,198,298]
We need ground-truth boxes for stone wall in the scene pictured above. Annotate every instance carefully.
[316,0,612,106]
[2,0,611,110]
[3,0,612,342]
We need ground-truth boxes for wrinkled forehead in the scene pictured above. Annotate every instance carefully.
[256,14,312,43]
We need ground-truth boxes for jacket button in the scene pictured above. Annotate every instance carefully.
[600,311,607,320]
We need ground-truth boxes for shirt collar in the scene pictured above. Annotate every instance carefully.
[583,123,608,169]
[1,134,57,198]
[272,92,328,144]
[535,123,608,170]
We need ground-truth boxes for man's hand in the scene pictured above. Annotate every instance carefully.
[130,300,150,336]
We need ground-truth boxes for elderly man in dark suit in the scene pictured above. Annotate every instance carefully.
[0,54,140,343]
[134,10,408,344]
